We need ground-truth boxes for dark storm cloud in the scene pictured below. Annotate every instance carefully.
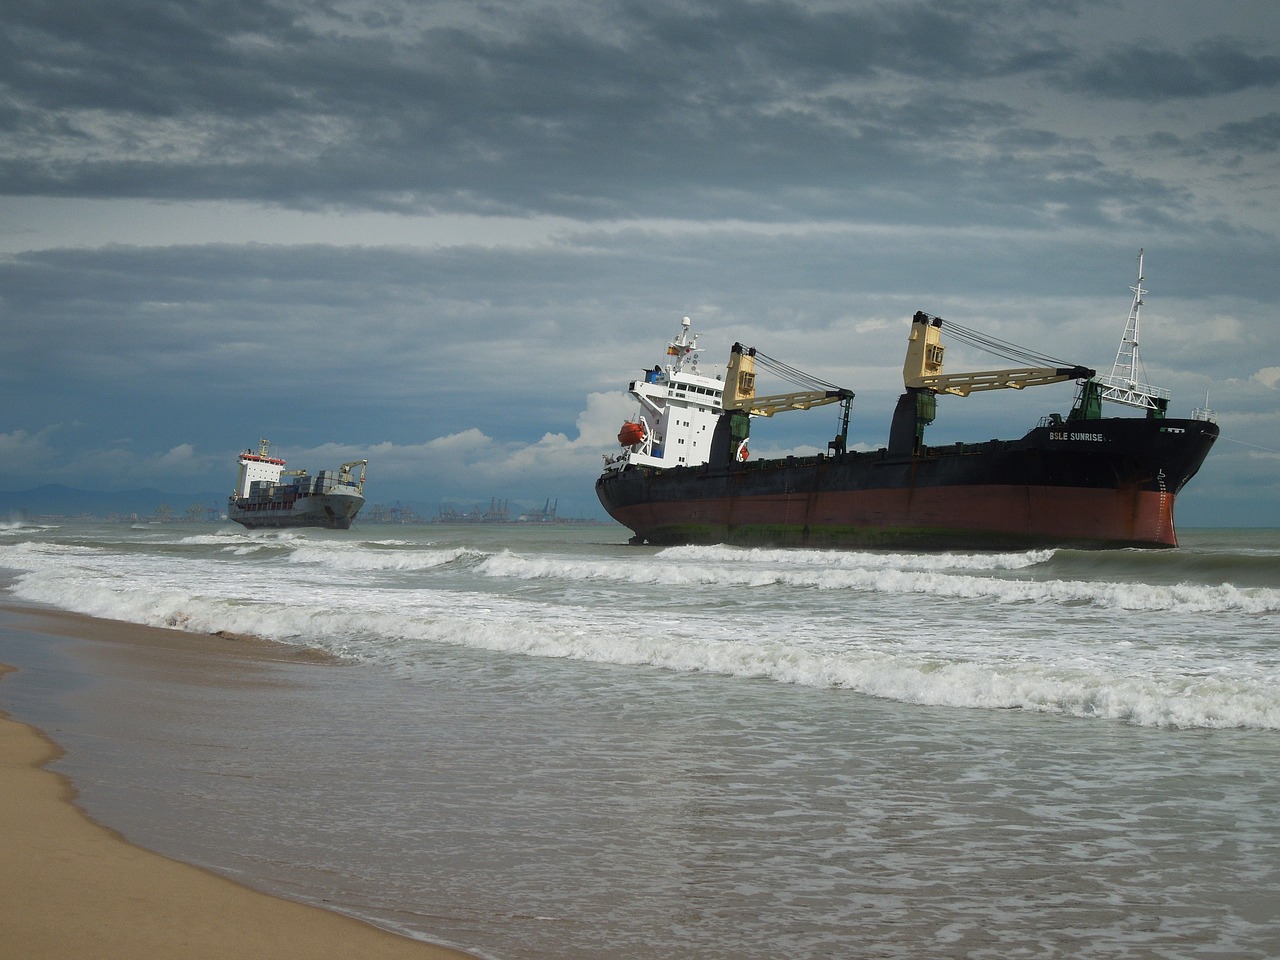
[0,0,1086,218]
[6,1,301,103]
[5,226,1272,424]
[1117,111,1280,170]
[1067,38,1280,99]
[1211,112,1280,153]
[7,0,1262,240]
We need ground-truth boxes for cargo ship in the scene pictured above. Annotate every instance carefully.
[597,253,1218,549]
[227,439,368,530]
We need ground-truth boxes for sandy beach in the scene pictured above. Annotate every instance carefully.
[0,605,479,960]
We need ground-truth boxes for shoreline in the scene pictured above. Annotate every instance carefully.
[0,605,481,960]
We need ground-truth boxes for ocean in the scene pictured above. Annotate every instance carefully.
[1,519,1278,959]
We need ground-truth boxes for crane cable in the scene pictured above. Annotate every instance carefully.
[749,350,847,393]
[928,315,1080,369]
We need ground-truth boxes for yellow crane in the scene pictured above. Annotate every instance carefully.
[903,311,1093,396]
[889,311,1094,457]
[724,341,852,415]
[714,341,854,464]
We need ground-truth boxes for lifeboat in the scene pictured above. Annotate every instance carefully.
[617,421,646,446]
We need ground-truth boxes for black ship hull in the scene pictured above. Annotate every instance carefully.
[596,417,1218,549]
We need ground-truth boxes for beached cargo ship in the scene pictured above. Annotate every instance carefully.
[227,440,368,530]
[597,254,1218,549]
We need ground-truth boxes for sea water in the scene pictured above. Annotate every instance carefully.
[1,520,1277,958]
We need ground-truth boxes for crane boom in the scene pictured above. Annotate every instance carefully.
[724,342,852,416]
[910,366,1095,396]
[902,312,1093,395]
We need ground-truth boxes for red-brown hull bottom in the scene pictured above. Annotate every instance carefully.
[606,484,1179,549]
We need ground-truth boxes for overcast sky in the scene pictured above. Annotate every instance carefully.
[2,0,1277,525]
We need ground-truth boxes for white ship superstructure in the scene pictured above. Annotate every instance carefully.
[234,439,288,496]
[605,316,725,472]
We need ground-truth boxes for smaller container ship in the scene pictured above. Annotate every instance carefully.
[227,439,368,530]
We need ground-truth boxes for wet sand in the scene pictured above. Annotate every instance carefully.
[0,604,479,960]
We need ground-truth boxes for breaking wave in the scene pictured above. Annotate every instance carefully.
[2,527,1277,730]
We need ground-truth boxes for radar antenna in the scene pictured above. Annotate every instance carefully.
[1093,249,1170,411]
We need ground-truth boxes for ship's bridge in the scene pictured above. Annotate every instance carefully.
[234,439,287,497]
[611,317,726,471]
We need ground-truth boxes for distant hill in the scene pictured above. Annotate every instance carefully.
[1,484,229,520]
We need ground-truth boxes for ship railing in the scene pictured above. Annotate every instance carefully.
[730,453,827,472]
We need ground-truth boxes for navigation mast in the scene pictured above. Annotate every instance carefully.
[1093,249,1170,412]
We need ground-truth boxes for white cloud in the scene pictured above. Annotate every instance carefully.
[1251,367,1280,390]
[156,443,198,469]
[0,428,57,463]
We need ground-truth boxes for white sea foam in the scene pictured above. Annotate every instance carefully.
[10,559,1274,731]
[285,542,483,572]
[0,519,60,534]
[2,526,1277,730]
[474,549,1280,614]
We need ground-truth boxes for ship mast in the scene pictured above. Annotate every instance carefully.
[1093,249,1170,412]
[666,316,700,376]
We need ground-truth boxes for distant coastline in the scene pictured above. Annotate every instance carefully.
[2,484,605,526]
